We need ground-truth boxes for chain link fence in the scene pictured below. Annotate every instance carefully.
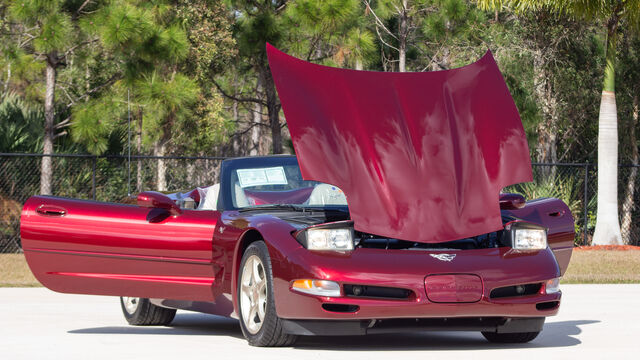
[1,153,639,253]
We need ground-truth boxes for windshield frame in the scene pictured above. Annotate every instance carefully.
[219,155,346,211]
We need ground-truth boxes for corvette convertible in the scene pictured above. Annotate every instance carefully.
[20,45,574,347]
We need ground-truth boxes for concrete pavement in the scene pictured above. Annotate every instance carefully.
[0,285,638,360]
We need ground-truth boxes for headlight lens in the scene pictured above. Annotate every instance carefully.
[513,228,547,250]
[304,228,354,251]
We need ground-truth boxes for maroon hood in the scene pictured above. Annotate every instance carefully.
[267,44,532,243]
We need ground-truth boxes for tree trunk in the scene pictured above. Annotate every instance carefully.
[154,141,167,192]
[136,109,143,192]
[250,101,262,156]
[532,49,559,176]
[40,53,57,195]
[592,23,622,245]
[85,63,91,102]
[398,0,408,72]
[260,65,282,154]
[250,81,263,156]
[355,58,363,71]
[620,94,638,244]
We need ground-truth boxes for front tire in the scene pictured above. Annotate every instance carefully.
[481,331,540,343]
[237,241,297,347]
[120,297,176,326]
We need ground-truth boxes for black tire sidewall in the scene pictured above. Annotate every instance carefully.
[482,331,541,343]
[237,241,279,345]
[120,297,151,323]
[119,297,176,326]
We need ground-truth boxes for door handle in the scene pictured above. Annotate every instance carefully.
[36,205,67,217]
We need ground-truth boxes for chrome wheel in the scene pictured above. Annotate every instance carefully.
[240,254,267,334]
[122,297,140,314]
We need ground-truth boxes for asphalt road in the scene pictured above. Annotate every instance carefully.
[0,285,638,360]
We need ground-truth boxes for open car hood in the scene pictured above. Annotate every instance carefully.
[267,44,532,243]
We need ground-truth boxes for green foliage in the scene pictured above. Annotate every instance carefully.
[175,0,235,78]
[0,93,43,152]
[507,173,587,241]
[339,27,377,67]
[0,0,637,166]
[8,0,60,24]
[71,95,124,154]
[34,12,73,53]
[95,2,154,50]
[511,175,581,217]
[422,0,487,43]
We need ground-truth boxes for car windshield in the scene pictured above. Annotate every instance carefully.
[229,163,348,209]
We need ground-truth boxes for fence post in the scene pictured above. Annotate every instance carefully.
[583,163,589,246]
[92,156,96,200]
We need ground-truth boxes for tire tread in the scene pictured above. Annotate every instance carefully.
[120,298,176,326]
[239,241,297,347]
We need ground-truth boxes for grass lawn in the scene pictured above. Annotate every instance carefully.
[1,248,639,287]
[562,248,640,284]
[0,254,39,287]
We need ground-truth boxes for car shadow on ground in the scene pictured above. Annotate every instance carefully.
[293,320,600,351]
[68,313,244,340]
[69,314,597,350]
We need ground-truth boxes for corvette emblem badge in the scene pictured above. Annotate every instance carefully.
[430,254,456,262]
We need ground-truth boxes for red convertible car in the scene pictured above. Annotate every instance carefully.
[20,46,574,347]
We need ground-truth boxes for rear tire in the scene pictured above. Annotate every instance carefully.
[237,241,297,347]
[481,331,540,343]
[120,297,176,326]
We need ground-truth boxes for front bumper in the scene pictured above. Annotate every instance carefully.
[281,317,546,336]
[271,246,562,321]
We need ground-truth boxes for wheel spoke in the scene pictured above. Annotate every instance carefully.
[122,297,140,314]
[241,282,252,297]
[257,293,267,320]
[240,254,268,335]
[252,258,262,284]
[248,303,259,328]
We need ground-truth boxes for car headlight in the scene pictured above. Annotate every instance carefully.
[504,222,547,250]
[295,222,355,251]
[514,228,547,250]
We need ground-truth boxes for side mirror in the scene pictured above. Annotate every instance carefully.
[499,193,526,210]
[137,191,182,216]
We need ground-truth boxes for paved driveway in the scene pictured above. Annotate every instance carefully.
[0,285,638,359]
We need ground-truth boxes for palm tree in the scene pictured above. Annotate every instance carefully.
[476,0,640,245]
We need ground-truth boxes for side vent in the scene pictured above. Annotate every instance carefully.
[321,304,359,313]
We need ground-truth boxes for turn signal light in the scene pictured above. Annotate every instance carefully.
[291,279,341,297]
[545,278,561,294]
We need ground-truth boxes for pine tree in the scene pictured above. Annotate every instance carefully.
[5,0,100,194]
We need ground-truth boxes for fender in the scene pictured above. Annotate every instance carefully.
[503,197,574,275]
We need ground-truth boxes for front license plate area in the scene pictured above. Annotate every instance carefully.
[425,274,483,303]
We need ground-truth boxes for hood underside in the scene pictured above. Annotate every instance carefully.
[267,44,532,243]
